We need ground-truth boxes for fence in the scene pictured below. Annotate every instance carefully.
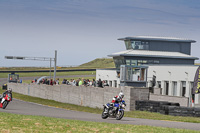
[135,100,200,117]
[7,83,150,111]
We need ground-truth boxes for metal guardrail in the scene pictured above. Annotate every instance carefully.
[0,69,96,73]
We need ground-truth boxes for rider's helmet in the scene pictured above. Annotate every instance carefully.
[119,92,124,99]
[7,88,12,93]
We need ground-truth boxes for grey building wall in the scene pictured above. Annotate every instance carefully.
[8,83,150,111]
[148,41,191,55]
[120,81,146,88]
[149,93,189,107]
[8,83,190,110]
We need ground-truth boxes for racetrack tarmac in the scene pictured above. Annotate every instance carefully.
[1,99,200,131]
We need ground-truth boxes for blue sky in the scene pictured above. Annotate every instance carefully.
[0,0,200,67]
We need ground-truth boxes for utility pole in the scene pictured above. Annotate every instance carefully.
[54,50,57,81]
[5,50,57,82]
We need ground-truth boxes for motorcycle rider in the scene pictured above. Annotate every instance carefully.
[0,88,12,108]
[104,91,124,113]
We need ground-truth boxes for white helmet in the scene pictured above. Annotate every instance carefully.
[119,92,124,98]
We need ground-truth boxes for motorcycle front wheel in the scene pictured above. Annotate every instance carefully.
[2,101,8,109]
[116,110,124,120]
[101,108,108,119]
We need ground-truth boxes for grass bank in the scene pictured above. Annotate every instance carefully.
[0,71,96,78]
[0,112,198,133]
[1,89,200,124]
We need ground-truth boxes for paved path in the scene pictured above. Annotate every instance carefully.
[1,99,200,131]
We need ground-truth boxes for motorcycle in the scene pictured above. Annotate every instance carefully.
[102,100,126,120]
[0,92,12,109]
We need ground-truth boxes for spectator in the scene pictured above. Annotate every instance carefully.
[72,79,76,86]
[78,78,83,86]
[92,79,96,87]
[76,79,79,86]
[50,79,53,85]
[46,79,49,85]
[62,79,66,84]
[89,80,92,86]
[56,78,59,85]
[66,80,69,85]
[98,78,103,88]
[103,80,109,86]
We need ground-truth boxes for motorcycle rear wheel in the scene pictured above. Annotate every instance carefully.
[2,101,8,109]
[116,110,124,120]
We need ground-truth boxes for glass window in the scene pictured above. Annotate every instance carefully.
[131,41,149,50]
[137,60,142,66]
[131,41,141,50]
[165,81,169,95]
[114,80,117,87]
[154,60,160,64]
[148,60,154,64]
[157,81,161,88]
[125,59,159,66]
[114,58,125,69]
[109,81,112,87]
[172,82,177,96]
[131,60,137,66]
[132,68,140,81]
[181,81,186,97]
[140,68,146,81]
[120,65,147,82]
[125,67,132,81]
[142,60,148,64]
[126,60,131,65]
[125,41,132,50]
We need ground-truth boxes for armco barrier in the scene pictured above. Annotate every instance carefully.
[136,100,200,117]
[7,83,149,111]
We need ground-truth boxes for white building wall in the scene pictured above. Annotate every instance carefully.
[96,69,120,87]
[96,65,200,104]
[147,65,198,104]
[147,65,198,84]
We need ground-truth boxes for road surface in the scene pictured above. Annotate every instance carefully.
[1,99,200,131]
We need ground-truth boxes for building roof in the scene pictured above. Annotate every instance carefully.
[118,36,196,43]
[108,50,199,60]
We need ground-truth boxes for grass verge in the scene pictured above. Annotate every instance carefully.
[0,71,96,78]
[0,112,199,133]
[1,89,200,124]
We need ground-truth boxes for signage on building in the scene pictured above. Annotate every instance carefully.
[192,66,200,94]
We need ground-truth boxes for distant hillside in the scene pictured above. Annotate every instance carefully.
[79,58,115,68]
[0,58,115,71]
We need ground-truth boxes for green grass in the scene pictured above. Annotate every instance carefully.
[76,58,115,68]
[0,71,96,78]
[0,58,115,72]
[0,112,199,133]
[1,88,200,124]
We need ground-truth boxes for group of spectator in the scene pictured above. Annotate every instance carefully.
[33,77,109,88]
[34,78,59,86]
[62,78,97,87]
[61,78,109,88]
